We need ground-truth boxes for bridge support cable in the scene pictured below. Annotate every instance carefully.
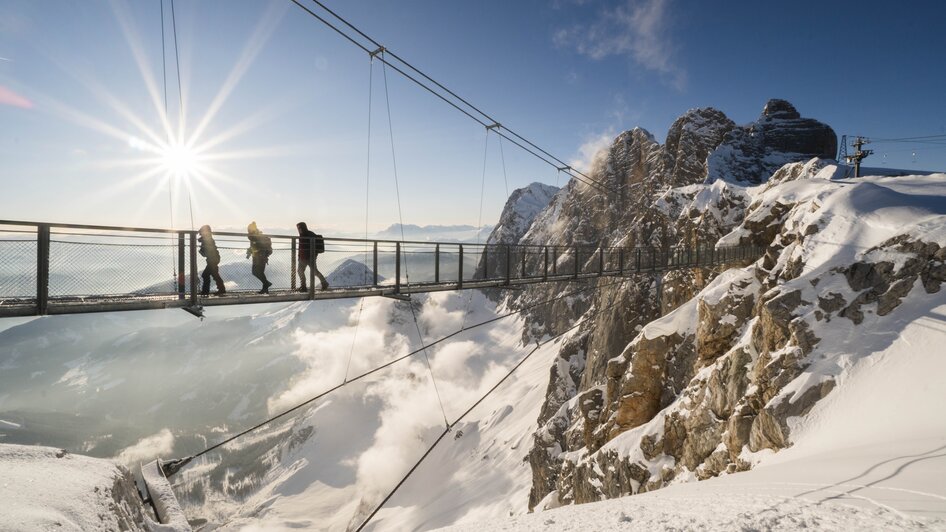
[459,128,492,332]
[379,53,450,428]
[160,277,622,478]
[344,57,377,384]
[353,279,629,532]
[300,0,608,192]
[285,0,614,195]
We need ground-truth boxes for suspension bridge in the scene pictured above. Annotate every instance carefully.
[1,0,774,530]
[0,219,761,318]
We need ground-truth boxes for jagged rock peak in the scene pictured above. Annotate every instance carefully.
[487,182,559,246]
[761,99,801,120]
[664,107,736,187]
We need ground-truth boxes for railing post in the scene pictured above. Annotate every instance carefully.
[483,246,489,279]
[505,245,512,285]
[521,247,527,279]
[373,241,379,287]
[308,238,316,299]
[619,247,625,275]
[290,237,297,290]
[434,243,440,284]
[177,232,185,300]
[552,246,557,275]
[36,224,50,315]
[598,246,604,276]
[574,246,579,279]
[695,245,700,267]
[636,248,641,272]
[395,242,401,293]
[189,232,198,306]
[543,246,549,281]
[652,247,657,272]
[458,244,464,289]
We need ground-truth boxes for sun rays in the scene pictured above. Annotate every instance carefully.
[28,1,295,228]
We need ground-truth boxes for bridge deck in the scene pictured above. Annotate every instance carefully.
[0,220,762,318]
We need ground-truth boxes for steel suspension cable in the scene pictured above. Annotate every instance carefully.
[459,128,492,331]
[381,54,450,428]
[159,0,177,282]
[162,277,620,476]
[285,0,614,195]
[344,57,376,383]
[168,0,196,233]
[353,279,628,531]
[302,0,603,188]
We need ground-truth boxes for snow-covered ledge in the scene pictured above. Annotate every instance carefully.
[141,460,191,531]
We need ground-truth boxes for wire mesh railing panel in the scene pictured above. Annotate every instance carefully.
[48,235,179,298]
[0,232,37,301]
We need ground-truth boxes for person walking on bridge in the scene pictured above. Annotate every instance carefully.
[296,222,328,292]
[198,225,225,296]
[246,221,273,294]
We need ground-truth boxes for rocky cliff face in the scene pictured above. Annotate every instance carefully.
[511,100,848,510]
[538,162,946,507]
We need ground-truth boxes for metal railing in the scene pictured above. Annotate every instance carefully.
[0,219,764,317]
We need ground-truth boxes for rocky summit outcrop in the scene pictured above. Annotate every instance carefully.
[706,99,837,185]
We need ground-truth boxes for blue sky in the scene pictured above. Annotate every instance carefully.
[1,0,944,234]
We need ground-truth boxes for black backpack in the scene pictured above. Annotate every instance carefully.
[313,233,325,254]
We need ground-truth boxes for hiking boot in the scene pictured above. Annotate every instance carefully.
[215,288,226,296]
[321,282,329,290]
[260,281,272,294]
[297,286,308,293]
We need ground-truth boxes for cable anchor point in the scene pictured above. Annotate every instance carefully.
[369,46,386,59]
[486,122,501,131]
[159,455,194,478]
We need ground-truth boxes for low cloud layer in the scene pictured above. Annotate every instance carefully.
[115,428,175,466]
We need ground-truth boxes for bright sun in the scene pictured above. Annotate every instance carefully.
[161,142,199,178]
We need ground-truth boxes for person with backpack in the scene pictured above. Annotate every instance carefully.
[198,225,226,296]
[296,221,328,291]
[246,221,273,294]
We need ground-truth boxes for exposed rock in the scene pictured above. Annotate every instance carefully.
[706,100,837,184]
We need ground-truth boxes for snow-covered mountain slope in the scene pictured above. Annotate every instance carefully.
[442,302,946,531]
[527,168,946,522]
[326,258,384,287]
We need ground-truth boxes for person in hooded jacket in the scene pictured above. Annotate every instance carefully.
[198,225,226,295]
[246,221,273,294]
[296,222,328,291]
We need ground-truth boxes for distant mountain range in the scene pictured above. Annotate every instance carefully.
[375,223,493,242]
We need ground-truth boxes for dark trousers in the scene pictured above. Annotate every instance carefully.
[201,260,225,294]
[252,256,269,287]
[298,256,327,289]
